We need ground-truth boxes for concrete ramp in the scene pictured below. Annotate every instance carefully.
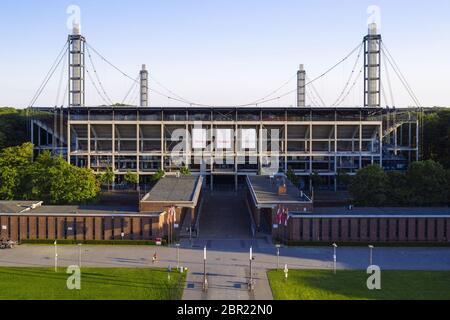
[198,191,252,240]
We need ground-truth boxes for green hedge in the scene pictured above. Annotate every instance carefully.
[275,240,450,248]
[21,239,166,246]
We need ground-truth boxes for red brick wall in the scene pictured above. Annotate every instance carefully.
[350,219,359,241]
[331,219,339,240]
[379,219,388,242]
[436,219,445,242]
[388,219,397,241]
[302,219,311,241]
[321,219,330,241]
[340,219,350,241]
[407,219,416,241]
[132,217,141,240]
[38,217,47,239]
[75,217,85,241]
[446,219,450,241]
[104,217,113,240]
[94,217,103,240]
[123,217,131,240]
[0,216,9,239]
[85,217,94,240]
[359,219,369,241]
[19,216,28,241]
[369,219,378,241]
[417,219,426,241]
[10,217,19,241]
[427,219,437,241]
[56,217,65,239]
[142,217,151,239]
[113,217,122,240]
[398,219,407,241]
[28,217,37,239]
[66,217,75,240]
[47,217,56,240]
[312,219,320,242]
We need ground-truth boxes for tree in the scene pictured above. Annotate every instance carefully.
[311,171,324,189]
[336,168,353,189]
[0,143,33,200]
[286,167,299,186]
[98,166,115,191]
[0,108,28,150]
[152,169,165,181]
[349,165,387,206]
[385,171,410,206]
[124,170,139,188]
[406,160,448,206]
[422,108,450,169]
[179,166,191,176]
[28,151,99,204]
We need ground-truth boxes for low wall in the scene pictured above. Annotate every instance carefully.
[0,214,162,242]
[275,216,450,243]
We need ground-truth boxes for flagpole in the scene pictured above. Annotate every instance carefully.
[54,240,58,272]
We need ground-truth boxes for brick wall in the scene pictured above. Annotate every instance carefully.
[281,217,450,243]
[1,215,162,241]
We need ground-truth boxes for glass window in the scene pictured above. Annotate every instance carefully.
[336,109,361,121]
[114,109,137,121]
[311,109,335,121]
[139,109,162,121]
[188,110,211,121]
[214,109,235,121]
[69,108,88,121]
[262,110,285,121]
[90,109,113,121]
[237,110,260,121]
[163,110,187,121]
[287,109,310,121]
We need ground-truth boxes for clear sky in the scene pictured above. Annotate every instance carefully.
[1,0,449,108]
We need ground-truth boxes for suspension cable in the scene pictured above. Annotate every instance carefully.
[381,43,422,107]
[84,41,362,107]
[86,66,111,105]
[28,41,69,107]
[331,42,363,107]
[55,49,68,107]
[122,74,140,105]
[86,45,114,105]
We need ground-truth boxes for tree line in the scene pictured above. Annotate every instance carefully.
[0,143,99,204]
[347,161,450,207]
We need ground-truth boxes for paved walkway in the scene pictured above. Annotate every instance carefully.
[2,243,450,300]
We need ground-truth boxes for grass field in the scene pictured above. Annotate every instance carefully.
[268,269,450,300]
[0,267,186,300]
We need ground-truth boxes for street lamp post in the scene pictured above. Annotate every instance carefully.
[249,246,254,291]
[78,243,82,268]
[369,245,374,266]
[276,244,281,270]
[176,243,180,269]
[332,243,338,274]
[54,240,58,272]
[203,246,207,291]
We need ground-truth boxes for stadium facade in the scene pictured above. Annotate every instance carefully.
[29,23,420,192]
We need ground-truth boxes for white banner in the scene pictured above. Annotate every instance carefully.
[216,129,233,149]
[241,128,256,149]
[192,128,207,149]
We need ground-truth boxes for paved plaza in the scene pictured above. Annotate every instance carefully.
[1,241,450,300]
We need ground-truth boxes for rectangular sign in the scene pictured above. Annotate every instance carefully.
[216,129,233,149]
[1,225,7,230]
[241,128,257,149]
[192,128,207,149]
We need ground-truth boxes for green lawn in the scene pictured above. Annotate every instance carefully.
[0,267,186,300]
[268,269,450,300]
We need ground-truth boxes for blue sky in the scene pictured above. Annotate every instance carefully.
[0,0,449,108]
